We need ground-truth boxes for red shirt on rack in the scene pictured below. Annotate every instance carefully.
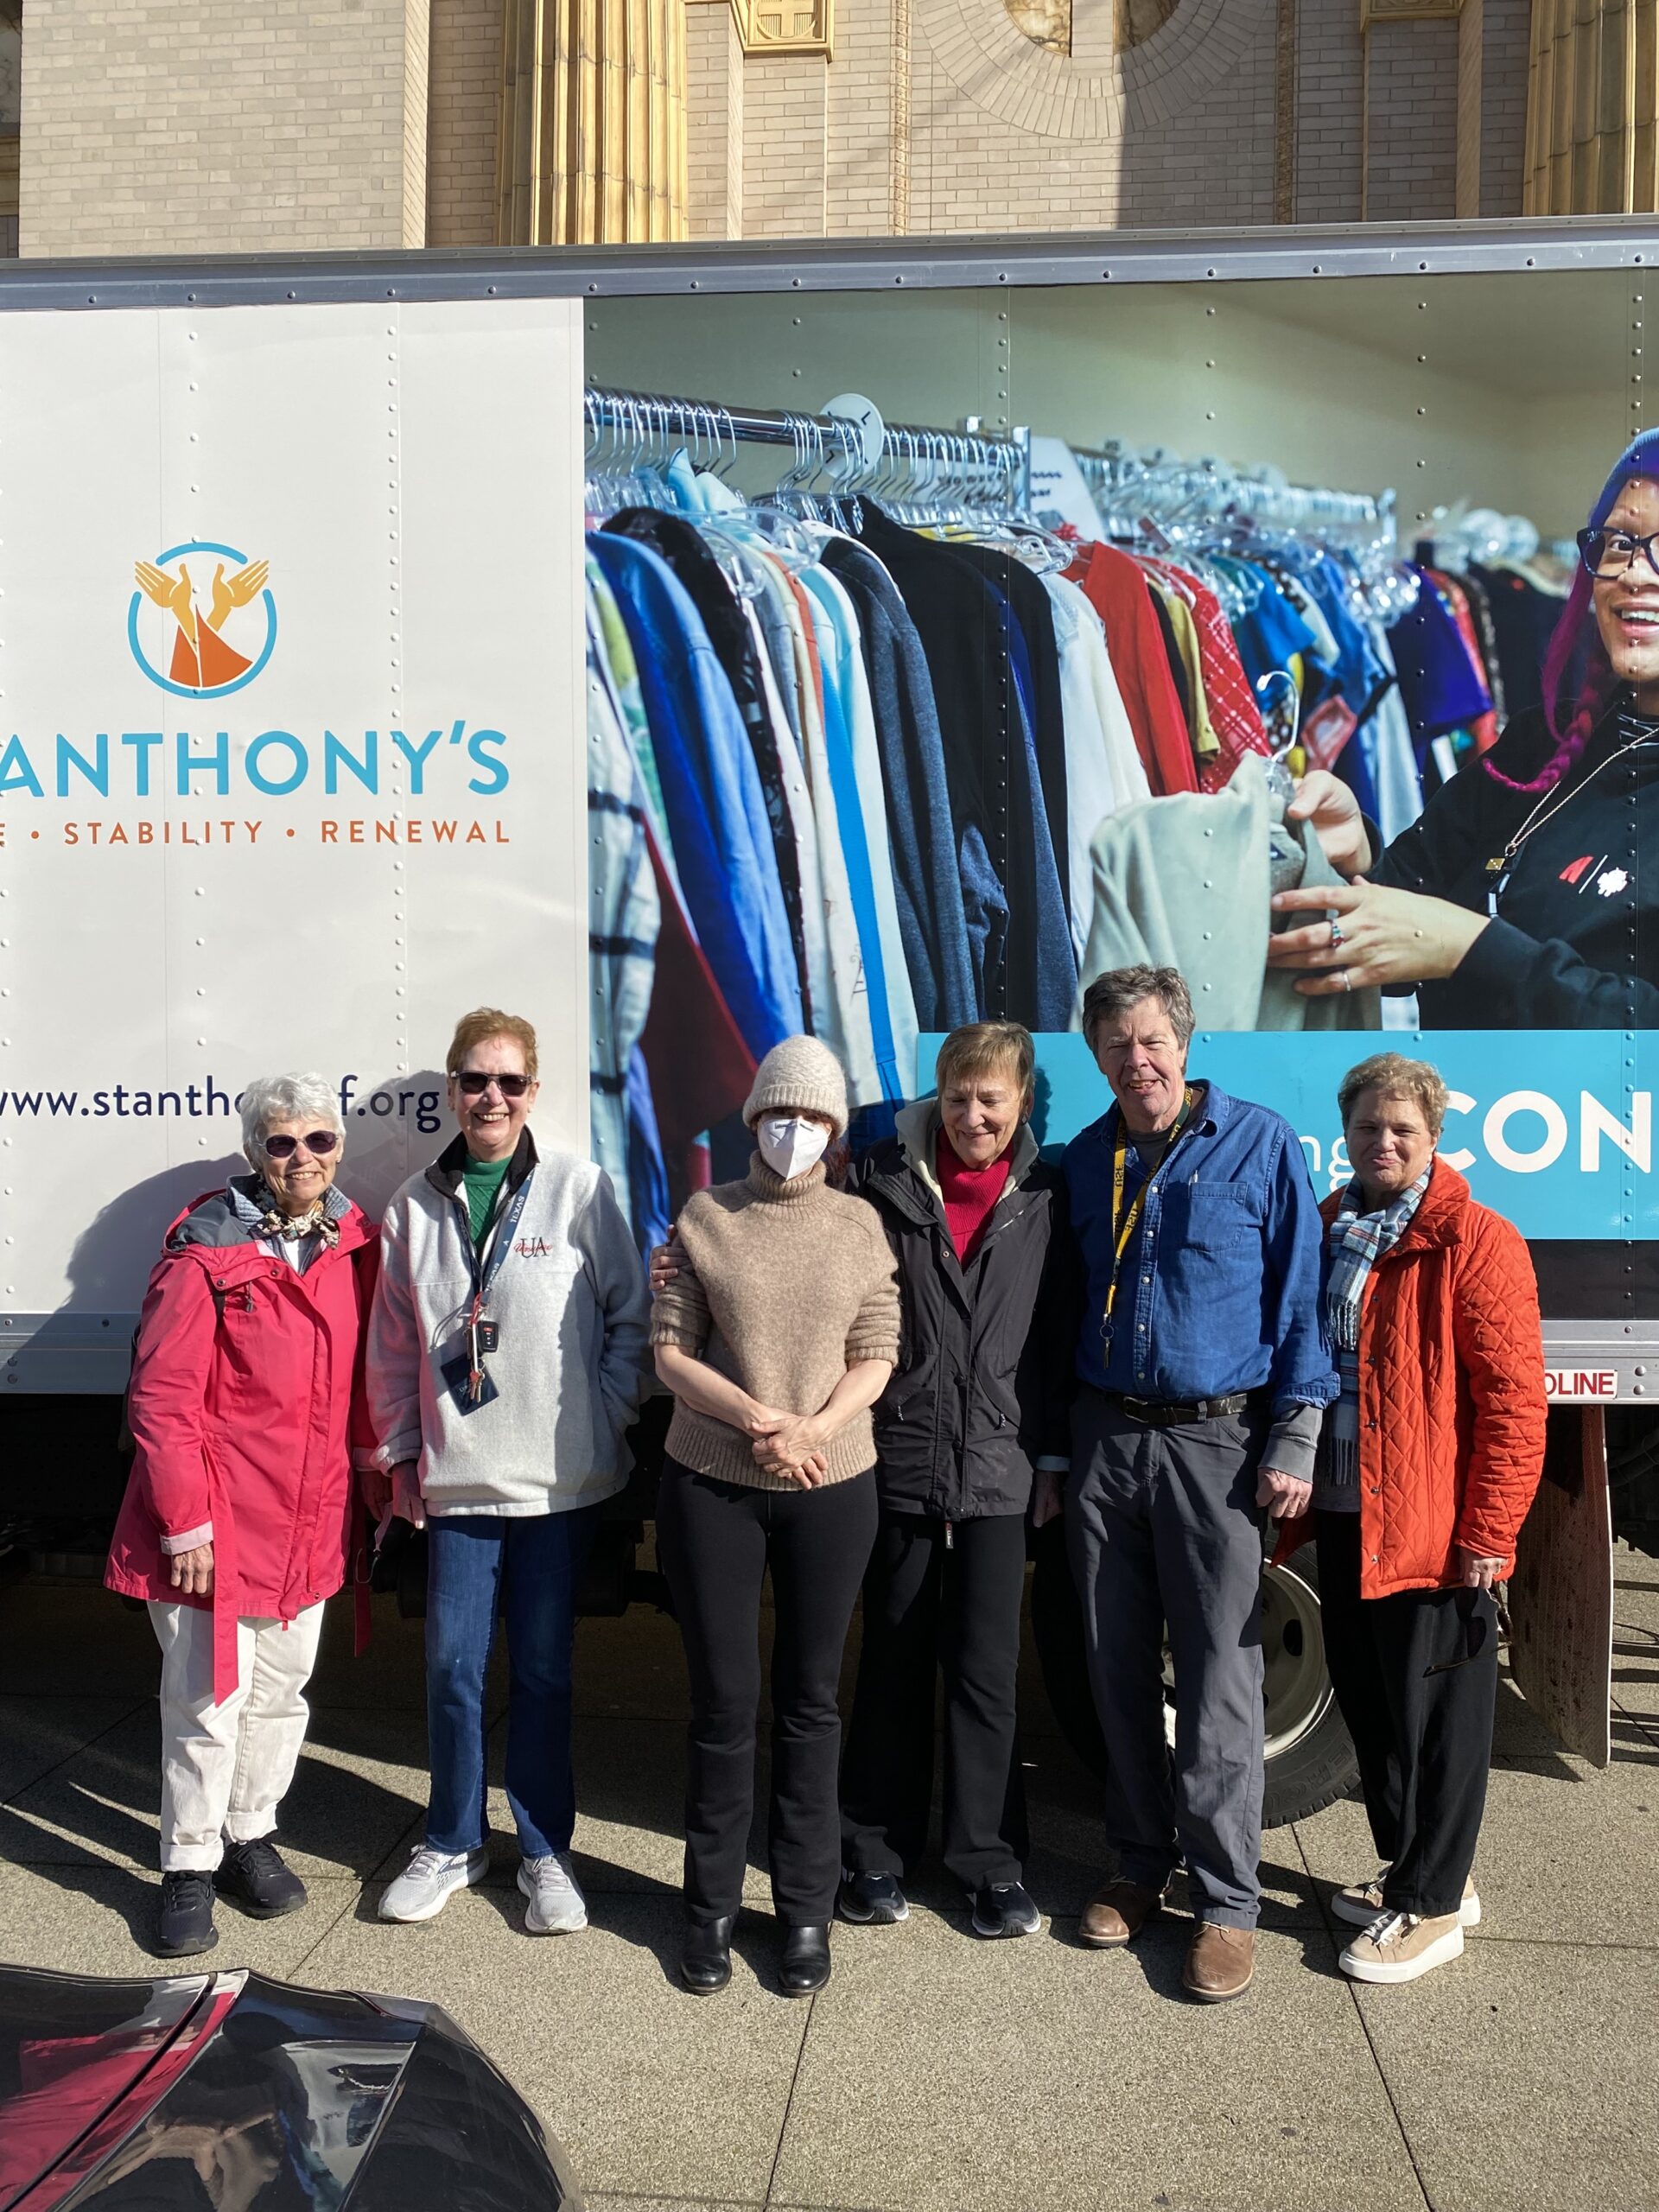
[1065,540,1198,797]
[937,1130,1013,1265]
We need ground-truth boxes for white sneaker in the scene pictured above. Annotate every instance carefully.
[1331,1866,1480,1930]
[378,1844,490,1923]
[1339,1908,1465,1985]
[518,1852,588,1935]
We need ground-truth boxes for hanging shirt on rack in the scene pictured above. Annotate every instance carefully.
[802,563,918,1105]
[1042,571,1150,962]
[1467,562,1564,719]
[589,530,803,1060]
[604,508,816,1029]
[1065,541,1198,798]
[1141,569,1222,775]
[822,535,980,1033]
[1147,560,1273,796]
[1387,565,1493,745]
[585,595,662,1234]
[851,505,1069,1029]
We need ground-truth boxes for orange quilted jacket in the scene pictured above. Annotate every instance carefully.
[1278,1158,1547,1598]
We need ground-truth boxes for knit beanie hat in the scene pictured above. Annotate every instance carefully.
[742,1034,849,1138]
[1590,428,1659,528]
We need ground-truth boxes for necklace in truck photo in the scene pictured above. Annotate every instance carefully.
[1484,713,1659,916]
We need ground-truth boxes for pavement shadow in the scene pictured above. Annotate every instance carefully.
[0,1808,161,1950]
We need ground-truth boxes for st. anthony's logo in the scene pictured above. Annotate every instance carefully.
[130,540,276,698]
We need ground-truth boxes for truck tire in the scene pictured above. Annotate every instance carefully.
[1028,1522,1359,1828]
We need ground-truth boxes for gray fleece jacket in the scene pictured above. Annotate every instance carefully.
[366,1129,652,1516]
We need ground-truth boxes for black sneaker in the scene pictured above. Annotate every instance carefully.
[215,1838,308,1919]
[156,1871,219,1956]
[837,1870,909,1924]
[969,1880,1042,1938]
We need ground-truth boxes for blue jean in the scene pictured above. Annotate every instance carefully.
[424,1506,598,1860]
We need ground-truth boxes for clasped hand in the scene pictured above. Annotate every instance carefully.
[746,1405,830,1488]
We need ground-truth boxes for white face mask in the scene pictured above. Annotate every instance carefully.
[757,1113,830,1181]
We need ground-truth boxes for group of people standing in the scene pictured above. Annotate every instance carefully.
[108,972,1547,2004]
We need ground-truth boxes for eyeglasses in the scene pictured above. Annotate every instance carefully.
[452,1070,533,1098]
[1577,526,1659,582]
[263,1130,340,1160]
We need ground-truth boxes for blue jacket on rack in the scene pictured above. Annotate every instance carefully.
[589,530,803,1062]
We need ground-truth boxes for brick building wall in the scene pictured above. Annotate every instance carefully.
[22,0,432,256]
[1362,16,1459,221]
[1294,0,1364,223]
[1478,0,1529,215]
[427,0,499,246]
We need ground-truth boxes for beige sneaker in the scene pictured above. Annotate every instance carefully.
[1339,1909,1464,1984]
[1332,1868,1480,1930]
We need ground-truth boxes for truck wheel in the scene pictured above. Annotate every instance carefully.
[1028,1525,1359,1829]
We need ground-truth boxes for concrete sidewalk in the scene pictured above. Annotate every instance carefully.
[2,1558,1656,2212]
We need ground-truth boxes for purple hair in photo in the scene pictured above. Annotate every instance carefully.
[1484,428,1659,794]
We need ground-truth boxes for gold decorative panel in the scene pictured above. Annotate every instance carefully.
[1357,0,1461,22]
[732,0,834,52]
[1116,0,1183,46]
[1002,0,1072,54]
[1524,0,1659,213]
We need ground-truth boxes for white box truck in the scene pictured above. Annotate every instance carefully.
[2,224,1652,1817]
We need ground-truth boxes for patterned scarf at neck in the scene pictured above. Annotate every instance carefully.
[244,1181,344,1249]
[1325,1166,1432,1351]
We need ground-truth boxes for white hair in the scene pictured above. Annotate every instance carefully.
[240,1072,345,1156]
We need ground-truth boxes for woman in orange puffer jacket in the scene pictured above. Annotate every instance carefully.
[1287,1051,1546,1989]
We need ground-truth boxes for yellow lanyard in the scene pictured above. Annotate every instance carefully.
[1104,1085,1200,1327]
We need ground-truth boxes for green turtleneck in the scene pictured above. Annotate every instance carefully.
[462,1153,512,1250]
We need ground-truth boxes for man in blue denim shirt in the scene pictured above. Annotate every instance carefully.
[1058,964,1335,2003]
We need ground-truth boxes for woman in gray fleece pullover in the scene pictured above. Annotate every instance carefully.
[651,1035,899,1999]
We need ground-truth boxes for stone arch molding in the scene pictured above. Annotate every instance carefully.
[917,0,1273,140]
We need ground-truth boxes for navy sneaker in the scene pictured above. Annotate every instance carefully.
[969,1880,1042,1938]
[215,1838,308,1918]
[837,1870,909,1924]
[156,1871,219,1956]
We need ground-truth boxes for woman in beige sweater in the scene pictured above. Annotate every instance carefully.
[652,1035,899,1999]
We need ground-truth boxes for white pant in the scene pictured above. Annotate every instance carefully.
[149,1599,326,1872]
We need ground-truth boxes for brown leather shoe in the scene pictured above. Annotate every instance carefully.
[1077,1878,1165,1948]
[1183,1922,1255,2001]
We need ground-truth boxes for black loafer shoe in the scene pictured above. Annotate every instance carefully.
[969,1880,1042,1938]
[215,1838,308,1919]
[779,1922,831,1997]
[680,1915,734,1995]
[156,1871,219,1956]
[837,1870,909,1925]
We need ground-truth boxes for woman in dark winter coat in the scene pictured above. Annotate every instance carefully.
[837,1021,1077,1938]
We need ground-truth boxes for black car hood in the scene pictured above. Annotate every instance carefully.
[0,1966,579,2212]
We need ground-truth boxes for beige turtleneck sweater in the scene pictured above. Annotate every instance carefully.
[650,1157,901,1490]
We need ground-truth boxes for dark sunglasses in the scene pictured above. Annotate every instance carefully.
[263,1130,340,1160]
[1577,525,1659,582]
[453,1070,532,1098]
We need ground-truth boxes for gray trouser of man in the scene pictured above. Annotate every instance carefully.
[1065,1385,1268,1929]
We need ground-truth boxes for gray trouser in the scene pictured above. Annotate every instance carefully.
[1065,1386,1268,1929]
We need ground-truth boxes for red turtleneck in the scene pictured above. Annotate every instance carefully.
[936,1129,1012,1264]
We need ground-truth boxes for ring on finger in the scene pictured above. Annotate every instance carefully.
[1328,918,1344,951]
[1338,968,1351,992]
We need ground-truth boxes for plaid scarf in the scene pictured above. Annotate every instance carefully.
[1318,1167,1431,1497]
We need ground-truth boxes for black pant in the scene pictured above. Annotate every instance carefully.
[841,1509,1030,1891]
[657,1457,878,1926]
[1316,1511,1498,1920]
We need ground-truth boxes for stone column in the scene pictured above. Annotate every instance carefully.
[497,0,688,242]
[1524,0,1659,213]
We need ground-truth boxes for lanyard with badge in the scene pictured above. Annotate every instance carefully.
[440,1169,534,1412]
[1100,1084,1200,1346]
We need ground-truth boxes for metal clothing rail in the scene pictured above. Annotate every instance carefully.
[583,385,1033,507]
[1071,440,1392,536]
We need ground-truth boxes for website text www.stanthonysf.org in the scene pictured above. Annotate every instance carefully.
[0,1076,445,1135]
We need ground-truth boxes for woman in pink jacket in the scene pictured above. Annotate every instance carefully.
[105,1073,380,1957]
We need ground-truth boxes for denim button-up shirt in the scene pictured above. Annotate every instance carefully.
[1064,1081,1337,1418]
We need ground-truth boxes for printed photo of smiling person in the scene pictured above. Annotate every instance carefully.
[1271,433,1659,1028]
